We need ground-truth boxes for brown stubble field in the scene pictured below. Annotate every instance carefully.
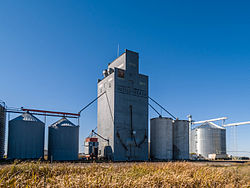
[0,161,249,187]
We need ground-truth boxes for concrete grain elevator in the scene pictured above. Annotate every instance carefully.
[97,49,148,161]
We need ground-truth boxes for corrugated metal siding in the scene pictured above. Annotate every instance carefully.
[190,129,197,154]
[173,120,189,160]
[48,118,79,161]
[150,117,173,160]
[7,113,45,159]
[98,50,148,161]
[193,122,226,158]
[0,104,6,158]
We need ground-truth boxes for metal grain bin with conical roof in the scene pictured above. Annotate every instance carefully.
[7,113,45,159]
[150,117,173,160]
[192,122,226,158]
[48,118,79,161]
[0,102,6,158]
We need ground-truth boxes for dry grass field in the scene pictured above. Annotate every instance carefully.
[0,161,249,187]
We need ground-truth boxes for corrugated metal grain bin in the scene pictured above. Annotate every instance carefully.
[0,102,6,158]
[7,113,45,159]
[173,120,189,160]
[192,122,226,158]
[48,118,79,161]
[150,117,173,160]
[190,129,196,154]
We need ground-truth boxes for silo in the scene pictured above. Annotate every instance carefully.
[173,120,189,160]
[48,118,79,161]
[190,129,196,154]
[150,117,173,160]
[7,113,45,159]
[193,122,226,158]
[0,102,6,158]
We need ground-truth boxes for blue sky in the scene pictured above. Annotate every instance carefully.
[1,1,250,156]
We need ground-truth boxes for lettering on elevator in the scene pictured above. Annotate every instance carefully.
[117,85,147,97]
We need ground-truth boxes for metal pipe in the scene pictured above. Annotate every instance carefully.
[21,108,80,117]
[148,96,176,119]
[92,130,109,145]
[6,110,79,118]
[193,117,228,125]
[78,91,106,115]
[223,121,250,127]
[148,103,161,117]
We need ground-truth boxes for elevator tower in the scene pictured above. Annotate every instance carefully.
[97,49,148,161]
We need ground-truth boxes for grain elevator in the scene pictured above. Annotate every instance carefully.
[97,49,148,161]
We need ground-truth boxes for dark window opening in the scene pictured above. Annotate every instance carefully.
[118,69,125,78]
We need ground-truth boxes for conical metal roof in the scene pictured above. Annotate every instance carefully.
[195,121,225,130]
[11,112,43,122]
[50,117,76,127]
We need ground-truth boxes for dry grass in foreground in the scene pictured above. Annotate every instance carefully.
[0,161,249,187]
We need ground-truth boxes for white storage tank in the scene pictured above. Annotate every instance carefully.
[48,118,79,161]
[150,117,173,160]
[173,120,189,160]
[0,102,6,158]
[192,122,226,158]
[7,113,45,159]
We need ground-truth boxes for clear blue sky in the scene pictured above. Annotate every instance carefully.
[1,1,250,156]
